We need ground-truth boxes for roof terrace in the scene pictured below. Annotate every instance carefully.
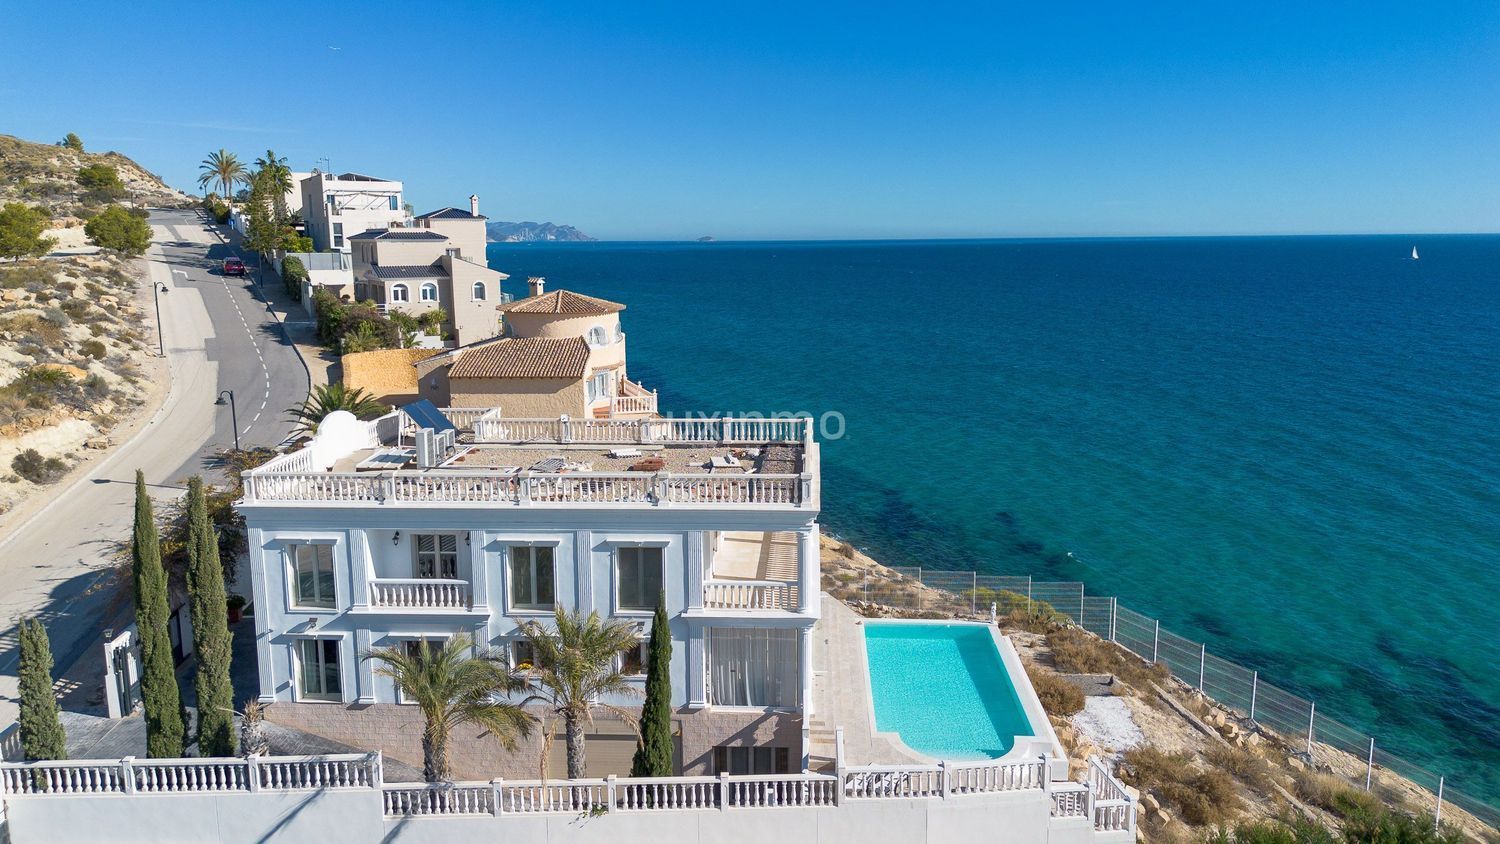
[240,410,819,510]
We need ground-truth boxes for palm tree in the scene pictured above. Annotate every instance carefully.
[285,383,389,435]
[197,150,247,201]
[518,609,641,779]
[253,150,293,218]
[365,635,532,782]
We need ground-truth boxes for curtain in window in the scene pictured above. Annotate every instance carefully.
[707,628,799,708]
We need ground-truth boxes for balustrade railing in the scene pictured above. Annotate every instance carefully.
[703,580,797,611]
[369,578,471,610]
[1086,756,1137,834]
[1050,782,1090,819]
[496,780,608,814]
[0,754,381,797]
[384,783,493,816]
[616,776,720,810]
[469,415,810,446]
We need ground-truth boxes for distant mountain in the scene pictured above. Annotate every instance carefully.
[485,221,595,242]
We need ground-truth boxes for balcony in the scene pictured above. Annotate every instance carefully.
[702,531,800,612]
[369,578,472,611]
[609,379,658,418]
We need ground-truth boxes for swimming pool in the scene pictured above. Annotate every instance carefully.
[863,621,1042,761]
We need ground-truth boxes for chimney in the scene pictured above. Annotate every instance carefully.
[469,194,480,216]
[528,276,546,298]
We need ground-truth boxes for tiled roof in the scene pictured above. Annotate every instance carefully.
[348,229,448,241]
[372,264,448,279]
[449,337,590,380]
[499,289,626,315]
[416,207,486,221]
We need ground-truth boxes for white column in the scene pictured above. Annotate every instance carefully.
[248,529,278,703]
[687,623,708,709]
[685,531,705,610]
[575,530,594,614]
[797,524,821,616]
[354,628,375,704]
[348,530,373,609]
[800,625,815,718]
[468,531,490,612]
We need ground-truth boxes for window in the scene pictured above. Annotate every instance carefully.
[395,640,443,703]
[332,222,344,249]
[389,196,400,210]
[616,546,664,611]
[707,628,799,708]
[391,283,409,303]
[508,546,555,610]
[615,324,625,342]
[471,281,486,300]
[713,746,790,776]
[420,282,438,302]
[620,639,648,676]
[297,638,342,702]
[291,544,335,609]
[588,325,608,346]
[587,371,611,403]
[510,639,537,671]
[414,534,459,579]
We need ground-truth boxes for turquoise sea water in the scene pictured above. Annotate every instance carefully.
[864,622,1034,759]
[488,236,1500,801]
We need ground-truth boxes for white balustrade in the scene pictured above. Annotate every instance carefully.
[616,776,719,810]
[842,759,1049,801]
[1086,757,1137,833]
[945,759,1048,794]
[0,754,381,798]
[841,765,944,799]
[384,784,492,816]
[496,781,608,814]
[369,578,471,610]
[703,580,797,611]
[723,774,838,807]
[1050,782,1090,818]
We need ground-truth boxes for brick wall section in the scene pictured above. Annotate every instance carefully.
[267,703,802,779]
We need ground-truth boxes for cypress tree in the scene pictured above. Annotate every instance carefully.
[17,618,66,761]
[630,592,674,777]
[133,470,183,758]
[185,476,236,756]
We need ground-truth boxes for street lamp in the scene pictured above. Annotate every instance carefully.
[152,282,168,357]
[215,390,241,452]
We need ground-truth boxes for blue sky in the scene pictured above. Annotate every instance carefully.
[2,2,1497,239]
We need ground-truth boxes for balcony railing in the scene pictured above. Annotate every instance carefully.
[610,379,658,417]
[472,415,809,446]
[369,578,471,610]
[703,580,797,611]
[243,471,810,508]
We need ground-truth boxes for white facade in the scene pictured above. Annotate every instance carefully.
[300,172,407,253]
[238,411,822,774]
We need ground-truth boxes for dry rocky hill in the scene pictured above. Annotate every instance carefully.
[0,133,190,214]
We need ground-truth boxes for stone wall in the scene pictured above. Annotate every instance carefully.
[342,348,440,404]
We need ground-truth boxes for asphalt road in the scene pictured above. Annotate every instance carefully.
[0,209,309,723]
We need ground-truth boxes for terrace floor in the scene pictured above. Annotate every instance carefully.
[329,443,801,475]
[809,594,927,769]
[711,531,799,581]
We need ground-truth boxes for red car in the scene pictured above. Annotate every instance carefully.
[222,257,246,276]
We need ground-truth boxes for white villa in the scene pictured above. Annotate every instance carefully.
[239,408,821,779]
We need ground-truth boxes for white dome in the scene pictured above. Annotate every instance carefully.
[309,410,371,469]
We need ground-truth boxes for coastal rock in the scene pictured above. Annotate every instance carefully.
[2,289,26,302]
[84,436,110,449]
[98,295,119,309]
[1141,793,1161,816]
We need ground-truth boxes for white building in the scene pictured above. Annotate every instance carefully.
[238,409,821,778]
[300,171,406,253]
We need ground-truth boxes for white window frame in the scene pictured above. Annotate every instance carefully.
[390,283,409,303]
[285,541,338,612]
[613,544,666,615]
[412,533,461,580]
[471,281,486,301]
[588,325,608,347]
[389,636,450,704]
[290,635,346,703]
[420,282,439,302]
[332,222,344,249]
[618,635,648,677]
[508,638,538,673]
[506,544,557,613]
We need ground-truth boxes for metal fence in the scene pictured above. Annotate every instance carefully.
[850,567,1497,830]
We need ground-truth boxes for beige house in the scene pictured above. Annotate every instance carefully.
[350,196,508,347]
[416,279,658,418]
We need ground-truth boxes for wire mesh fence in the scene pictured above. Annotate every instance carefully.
[841,568,1498,830]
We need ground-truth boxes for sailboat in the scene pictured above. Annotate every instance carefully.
[1411,246,1420,260]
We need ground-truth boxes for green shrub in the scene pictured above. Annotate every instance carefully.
[1292,770,1384,820]
[61,299,91,320]
[280,255,307,302]
[1339,810,1462,844]
[1026,665,1085,716]
[1202,817,1338,844]
[80,339,107,359]
[0,263,55,289]
[1048,626,1172,688]
[1123,747,1241,827]
[85,206,151,255]
[1204,744,1273,792]
[12,449,67,485]
[0,203,57,260]
[77,164,126,200]
[60,133,84,152]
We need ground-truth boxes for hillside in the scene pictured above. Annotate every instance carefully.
[0,133,189,215]
[485,221,595,242]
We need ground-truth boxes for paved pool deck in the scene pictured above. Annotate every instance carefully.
[811,594,926,767]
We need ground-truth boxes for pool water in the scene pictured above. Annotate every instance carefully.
[864,622,1035,760]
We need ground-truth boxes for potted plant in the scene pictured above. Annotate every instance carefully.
[226,594,248,623]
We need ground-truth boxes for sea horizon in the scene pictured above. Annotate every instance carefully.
[500,231,1500,245]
